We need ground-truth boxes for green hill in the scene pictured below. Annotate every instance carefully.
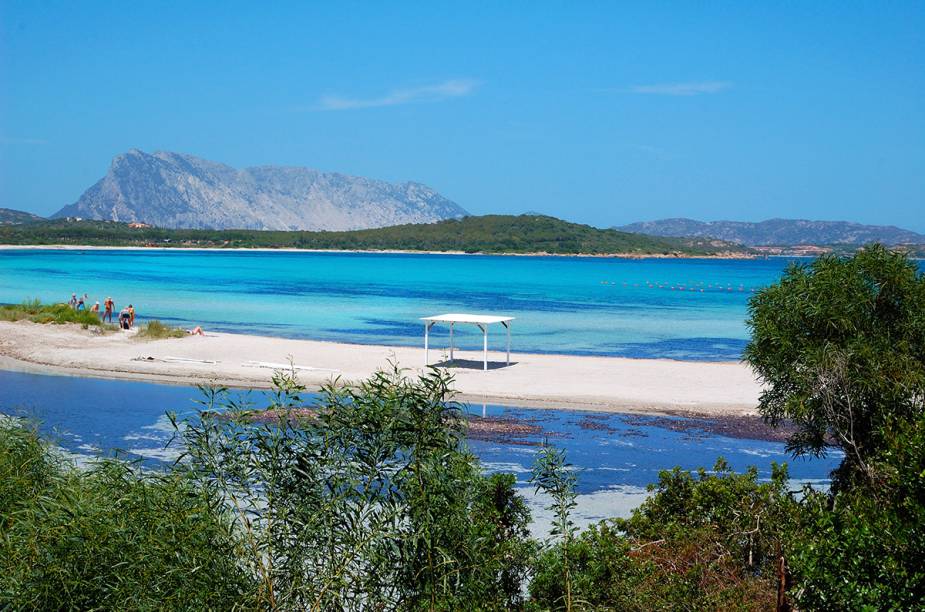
[0,214,752,257]
[0,207,44,225]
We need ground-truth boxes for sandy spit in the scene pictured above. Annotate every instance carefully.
[0,320,762,417]
[0,244,756,260]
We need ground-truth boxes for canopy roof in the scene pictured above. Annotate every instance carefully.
[421,313,514,325]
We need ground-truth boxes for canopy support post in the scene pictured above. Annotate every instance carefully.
[449,322,454,362]
[503,321,511,365]
[424,321,435,367]
[477,323,488,371]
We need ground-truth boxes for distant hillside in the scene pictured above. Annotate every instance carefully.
[617,218,925,246]
[0,214,753,257]
[53,149,468,231]
[0,208,43,225]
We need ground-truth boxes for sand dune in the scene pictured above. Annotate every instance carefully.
[0,320,762,416]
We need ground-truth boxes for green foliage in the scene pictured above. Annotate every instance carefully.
[529,459,793,611]
[175,364,535,610]
[0,298,106,328]
[745,245,925,609]
[745,244,925,487]
[0,214,750,256]
[787,412,925,610]
[0,419,55,529]
[471,472,535,608]
[137,319,186,338]
[0,420,252,610]
[529,444,579,611]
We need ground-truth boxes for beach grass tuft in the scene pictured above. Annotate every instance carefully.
[0,299,107,329]
[137,319,186,339]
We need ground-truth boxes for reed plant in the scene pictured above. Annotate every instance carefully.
[174,364,535,610]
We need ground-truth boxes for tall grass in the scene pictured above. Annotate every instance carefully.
[137,319,186,339]
[0,299,106,328]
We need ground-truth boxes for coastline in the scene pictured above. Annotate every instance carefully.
[0,243,757,260]
[0,320,762,417]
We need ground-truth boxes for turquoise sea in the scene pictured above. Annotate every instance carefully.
[0,249,800,360]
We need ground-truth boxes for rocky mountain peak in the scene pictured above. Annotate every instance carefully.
[53,150,468,231]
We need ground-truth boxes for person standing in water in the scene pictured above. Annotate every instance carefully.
[90,301,100,316]
[68,293,78,309]
[103,297,114,323]
[128,304,135,328]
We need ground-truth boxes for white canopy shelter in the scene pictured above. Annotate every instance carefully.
[421,313,514,371]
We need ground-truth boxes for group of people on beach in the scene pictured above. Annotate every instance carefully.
[69,292,135,330]
[66,292,206,335]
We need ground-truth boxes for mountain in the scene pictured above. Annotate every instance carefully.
[0,214,753,257]
[617,218,925,246]
[0,208,44,225]
[53,150,468,231]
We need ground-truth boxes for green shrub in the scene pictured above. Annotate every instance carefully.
[787,412,925,610]
[137,319,186,338]
[529,459,795,611]
[0,421,253,610]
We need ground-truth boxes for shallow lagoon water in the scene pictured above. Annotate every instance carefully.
[0,249,801,360]
[0,369,839,532]
[0,370,839,487]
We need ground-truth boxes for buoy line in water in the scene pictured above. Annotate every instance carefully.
[599,279,766,293]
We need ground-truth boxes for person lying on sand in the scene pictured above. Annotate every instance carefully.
[187,326,205,336]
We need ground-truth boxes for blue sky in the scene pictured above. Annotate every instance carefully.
[2,2,923,230]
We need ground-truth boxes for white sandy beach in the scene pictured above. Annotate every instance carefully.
[0,320,762,416]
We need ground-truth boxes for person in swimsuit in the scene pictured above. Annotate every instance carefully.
[128,304,135,328]
[118,307,131,330]
[68,293,78,309]
[90,301,100,315]
[76,295,85,311]
[187,326,204,336]
[103,297,114,323]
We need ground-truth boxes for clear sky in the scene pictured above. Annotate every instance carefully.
[2,2,923,230]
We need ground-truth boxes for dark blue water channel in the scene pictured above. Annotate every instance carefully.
[0,369,839,495]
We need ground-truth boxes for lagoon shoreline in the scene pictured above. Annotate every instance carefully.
[0,243,758,260]
[0,320,762,417]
